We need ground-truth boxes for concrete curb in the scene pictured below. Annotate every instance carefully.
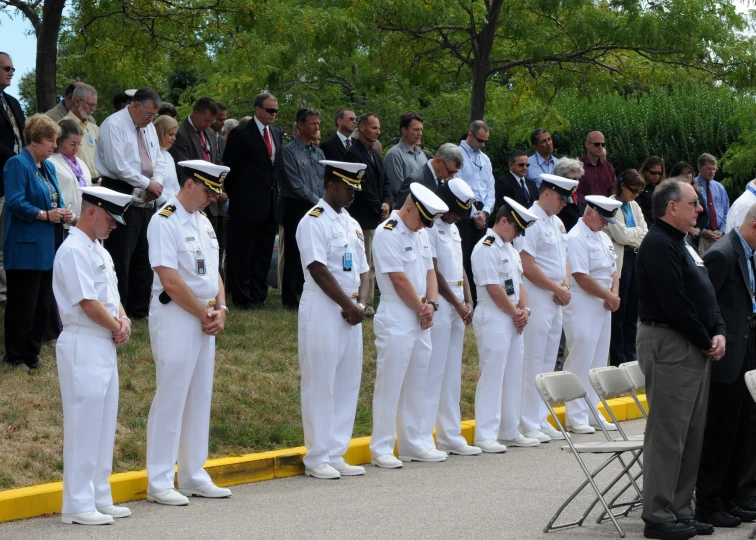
[0,395,646,523]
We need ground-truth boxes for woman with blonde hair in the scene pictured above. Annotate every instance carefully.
[153,114,180,202]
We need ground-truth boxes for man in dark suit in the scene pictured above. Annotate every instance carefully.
[0,52,24,304]
[223,92,284,309]
[211,102,229,158]
[494,150,539,214]
[344,113,392,316]
[320,107,356,161]
[393,143,464,209]
[696,205,756,527]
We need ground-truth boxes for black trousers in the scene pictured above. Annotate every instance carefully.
[104,205,154,318]
[696,330,756,511]
[610,246,639,366]
[5,269,53,366]
[280,198,311,310]
[227,201,277,307]
[457,217,485,305]
[206,213,227,277]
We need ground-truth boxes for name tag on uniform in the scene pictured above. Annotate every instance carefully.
[343,252,353,271]
[197,258,206,275]
[505,279,515,295]
[185,236,196,242]
[438,230,446,235]
[99,264,106,270]
[405,246,413,252]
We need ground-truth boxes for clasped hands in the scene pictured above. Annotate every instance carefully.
[704,334,726,361]
[417,303,435,329]
[552,283,571,306]
[113,317,131,345]
[455,301,474,325]
[201,309,226,336]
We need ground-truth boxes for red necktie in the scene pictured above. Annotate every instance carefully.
[197,131,210,162]
[263,126,273,158]
[706,181,718,230]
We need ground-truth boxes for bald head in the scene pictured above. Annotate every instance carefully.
[584,131,606,163]
[738,204,756,250]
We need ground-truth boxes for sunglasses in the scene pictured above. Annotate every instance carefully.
[589,142,606,148]
[516,163,530,168]
[346,116,356,121]
[624,185,641,195]
[258,106,279,114]
[474,135,489,144]
[647,170,663,176]
[1,66,15,73]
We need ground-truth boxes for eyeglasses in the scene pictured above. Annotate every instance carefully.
[589,142,606,148]
[346,116,356,121]
[138,102,156,119]
[1,66,15,73]
[83,101,97,109]
[257,106,279,114]
[442,161,460,176]
[681,199,700,207]
[647,170,662,176]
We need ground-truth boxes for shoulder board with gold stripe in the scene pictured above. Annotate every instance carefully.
[383,219,398,230]
[482,235,495,246]
[200,210,207,217]
[308,206,324,217]
[158,204,176,218]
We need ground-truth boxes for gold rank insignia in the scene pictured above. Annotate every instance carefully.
[384,219,398,230]
[158,204,176,218]
[308,206,324,217]
[200,210,207,217]
[482,235,495,246]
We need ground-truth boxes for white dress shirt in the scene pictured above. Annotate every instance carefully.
[254,116,276,162]
[456,140,494,215]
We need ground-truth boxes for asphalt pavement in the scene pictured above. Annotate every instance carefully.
[2,419,753,539]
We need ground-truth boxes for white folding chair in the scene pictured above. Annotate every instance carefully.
[536,371,644,537]
[745,370,756,539]
[619,361,648,419]
[588,367,644,522]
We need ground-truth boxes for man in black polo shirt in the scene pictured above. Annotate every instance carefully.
[636,178,726,540]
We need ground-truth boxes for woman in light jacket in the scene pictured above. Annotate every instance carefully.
[153,114,179,204]
[48,119,92,229]
[605,169,647,367]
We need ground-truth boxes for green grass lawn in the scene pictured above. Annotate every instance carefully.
[0,289,481,490]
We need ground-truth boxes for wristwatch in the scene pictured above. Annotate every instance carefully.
[357,302,367,313]
[524,307,531,315]
[426,300,439,312]
[219,305,230,316]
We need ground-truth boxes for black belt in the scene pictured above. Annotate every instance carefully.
[624,245,639,254]
[640,321,669,328]
[100,177,135,195]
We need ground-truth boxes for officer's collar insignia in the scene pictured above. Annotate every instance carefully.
[483,235,495,246]
[200,209,207,217]
[308,206,324,217]
[384,219,398,230]
[158,204,176,218]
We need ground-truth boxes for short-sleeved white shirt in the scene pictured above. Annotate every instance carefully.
[427,217,464,295]
[373,211,434,298]
[147,196,220,300]
[471,228,522,304]
[296,199,368,296]
[726,183,756,233]
[53,227,120,328]
[519,201,568,281]
[567,218,617,290]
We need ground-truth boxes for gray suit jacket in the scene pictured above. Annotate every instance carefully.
[393,163,439,210]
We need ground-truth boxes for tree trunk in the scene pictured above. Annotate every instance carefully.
[469,62,488,123]
[467,0,502,123]
[34,0,66,112]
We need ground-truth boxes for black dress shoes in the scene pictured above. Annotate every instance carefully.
[695,509,742,528]
[738,496,756,512]
[643,520,697,540]
[676,518,714,535]
[727,505,756,522]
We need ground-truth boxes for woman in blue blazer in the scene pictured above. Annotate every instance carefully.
[3,114,73,370]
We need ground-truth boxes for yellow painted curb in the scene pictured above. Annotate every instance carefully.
[0,395,647,523]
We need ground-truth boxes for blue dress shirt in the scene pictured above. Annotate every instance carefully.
[456,140,495,215]
[527,152,557,188]
[696,175,730,233]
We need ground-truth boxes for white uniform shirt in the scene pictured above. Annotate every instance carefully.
[567,218,617,290]
[520,202,568,282]
[296,199,368,297]
[147,197,220,301]
[726,182,756,233]
[53,227,120,328]
[373,211,434,298]
[427,218,464,294]
[95,107,166,189]
[471,229,522,304]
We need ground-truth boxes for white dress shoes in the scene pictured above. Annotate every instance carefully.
[541,424,567,440]
[474,439,507,453]
[147,488,190,506]
[498,434,540,447]
[439,444,482,456]
[96,505,132,518]
[523,429,552,443]
[567,424,596,434]
[371,453,404,469]
[179,482,232,498]
[305,462,341,479]
[60,510,114,525]
[331,460,365,476]
[591,418,618,431]
[398,449,447,462]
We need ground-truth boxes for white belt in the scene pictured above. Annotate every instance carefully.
[62,324,112,339]
[380,291,426,303]
[446,279,464,287]
[303,283,359,298]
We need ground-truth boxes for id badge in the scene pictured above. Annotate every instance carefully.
[504,278,515,295]
[197,258,206,275]
[343,252,353,271]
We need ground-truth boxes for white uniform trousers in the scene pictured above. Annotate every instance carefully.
[370,297,432,457]
[422,290,467,450]
[473,302,524,441]
[146,300,215,492]
[57,326,119,514]
[563,288,611,427]
[520,283,563,433]
[298,287,363,469]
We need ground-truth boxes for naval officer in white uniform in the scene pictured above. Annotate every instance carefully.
[53,186,134,525]
[471,197,539,453]
[370,183,448,469]
[518,174,579,443]
[296,160,370,480]
[563,195,622,433]
[145,160,232,505]
[420,178,480,456]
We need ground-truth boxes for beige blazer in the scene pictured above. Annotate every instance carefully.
[49,152,92,226]
[604,194,648,273]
